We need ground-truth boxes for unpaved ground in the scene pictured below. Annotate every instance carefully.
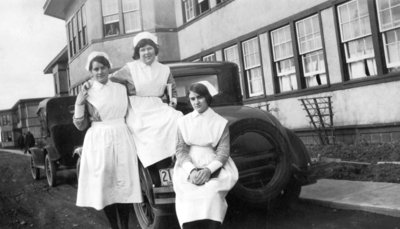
[0,150,123,229]
[2,149,400,229]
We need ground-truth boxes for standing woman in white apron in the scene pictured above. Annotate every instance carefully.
[109,31,182,168]
[173,83,239,229]
[73,52,142,229]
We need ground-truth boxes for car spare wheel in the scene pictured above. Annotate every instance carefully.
[30,156,40,180]
[45,154,57,187]
[133,163,177,229]
[229,118,291,208]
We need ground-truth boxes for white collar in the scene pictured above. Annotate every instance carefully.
[192,107,212,118]
[138,59,158,69]
[92,80,109,90]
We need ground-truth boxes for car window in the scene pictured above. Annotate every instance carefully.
[175,74,219,98]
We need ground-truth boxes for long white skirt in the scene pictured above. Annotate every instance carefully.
[127,96,182,167]
[173,146,238,227]
[76,119,142,210]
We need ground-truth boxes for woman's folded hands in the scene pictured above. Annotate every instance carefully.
[188,167,211,185]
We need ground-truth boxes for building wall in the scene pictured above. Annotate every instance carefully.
[267,80,400,129]
[0,110,14,147]
[66,0,180,88]
[46,0,400,144]
[176,0,327,59]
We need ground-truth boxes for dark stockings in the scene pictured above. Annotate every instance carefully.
[103,203,131,229]
[182,219,222,229]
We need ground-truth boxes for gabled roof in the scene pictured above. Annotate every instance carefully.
[43,46,68,74]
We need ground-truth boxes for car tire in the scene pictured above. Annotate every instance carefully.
[229,118,292,208]
[133,163,177,229]
[45,154,57,187]
[30,156,40,180]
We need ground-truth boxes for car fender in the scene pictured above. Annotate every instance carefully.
[30,147,45,167]
[44,145,60,161]
[214,105,285,130]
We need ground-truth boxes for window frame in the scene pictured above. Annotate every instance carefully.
[376,0,400,69]
[202,53,216,62]
[337,0,379,80]
[66,4,88,58]
[223,44,244,96]
[270,25,299,93]
[182,0,211,23]
[241,37,265,97]
[295,14,328,87]
[101,0,142,38]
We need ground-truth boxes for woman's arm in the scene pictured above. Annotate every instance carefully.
[205,126,230,173]
[109,65,136,95]
[73,104,89,131]
[167,73,178,107]
[176,128,196,177]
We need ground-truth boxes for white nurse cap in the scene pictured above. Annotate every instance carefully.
[133,31,158,49]
[85,51,112,71]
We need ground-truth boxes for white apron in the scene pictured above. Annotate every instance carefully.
[173,108,239,227]
[126,61,182,167]
[76,81,142,210]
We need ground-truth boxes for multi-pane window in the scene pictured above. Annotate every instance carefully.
[82,5,87,46]
[224,45,242,72]
[122,0,141,33]
[67,5,88,57]
[224,45,243,95]
[202,53,216,61]
[296,14,327,87]
[377,0,400,71]
[183,0,211,22]
[101,0,141,37]
[102,0,120,37]
[198,0,210,14]
[338,0,377,79]
[1,131,12,142]
[183,0,196,22]
[271,25,298,92]
[242,37,264,97]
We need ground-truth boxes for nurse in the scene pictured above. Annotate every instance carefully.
[110,31,182,168]
[173,83,239,229]
[73,51,142,229]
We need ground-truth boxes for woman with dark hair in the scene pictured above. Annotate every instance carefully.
[73,51,142,229]
[109,32,182,168]
[173,83,239,229]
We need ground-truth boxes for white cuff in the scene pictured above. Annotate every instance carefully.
[206,160,223,173]
[182,161,196,176]
[170,97,177,104]
[74,104,85,119]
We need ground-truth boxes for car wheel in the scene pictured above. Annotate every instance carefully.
[45,154,57,187]
[30,156,40,180]
[133,163,177,229]
[229,118,292,208]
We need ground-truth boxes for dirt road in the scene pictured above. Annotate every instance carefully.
[2,149,400,229]
[0,150,137,229]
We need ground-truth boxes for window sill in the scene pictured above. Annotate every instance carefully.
[272,84,330,99]
[243,94,267,103]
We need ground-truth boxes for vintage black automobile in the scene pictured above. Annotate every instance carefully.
[29,96,85,187]
[130,62,315,229]
[30,61,314,228]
